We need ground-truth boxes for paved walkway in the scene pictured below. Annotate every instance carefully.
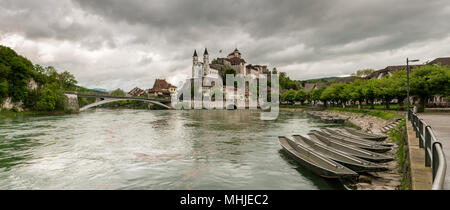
[418,113,450,189]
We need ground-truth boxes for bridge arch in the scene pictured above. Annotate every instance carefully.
[79,98,171,111]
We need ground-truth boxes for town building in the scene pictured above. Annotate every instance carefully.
[147,79,177,97]
[127,87,146,97]
[191,48,269,80]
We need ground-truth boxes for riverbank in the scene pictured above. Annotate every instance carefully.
[282,106,406,190]
[0,109,75,118]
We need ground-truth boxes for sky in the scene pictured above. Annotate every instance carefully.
[1,0,450,91]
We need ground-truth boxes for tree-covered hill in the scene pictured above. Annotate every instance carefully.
[0,45,78,112]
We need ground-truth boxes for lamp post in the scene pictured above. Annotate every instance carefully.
[406,58,419,119]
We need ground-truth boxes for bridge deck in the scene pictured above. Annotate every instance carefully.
[65,92,171,103]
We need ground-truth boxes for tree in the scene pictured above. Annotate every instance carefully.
[37,82,66,111]
[389,70,407,110]
[351,69,374,77]
[345,79,364,108]
[57,71,77,90]
[377,76,395,110]
[362,79,379,109]
[110,88,126,96]
[295,90,307,105]
[410,65,450,112]
[281,89,297,104]
[310,86,325,106]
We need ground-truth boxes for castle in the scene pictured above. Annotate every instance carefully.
[191,48,269,80]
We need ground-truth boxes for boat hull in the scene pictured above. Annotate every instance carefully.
[279,137,358,179]
[293,135,388,172]
[308,132,394,163]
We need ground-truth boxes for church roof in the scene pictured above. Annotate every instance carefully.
[193,50,197,57]
[226,57,246,65]
[228,48,241,56]
[204,48,209,55]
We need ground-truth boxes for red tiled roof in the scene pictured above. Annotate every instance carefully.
[226,57,246,65]
[151,79,176,90]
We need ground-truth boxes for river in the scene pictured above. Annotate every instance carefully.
[0,109,344,190]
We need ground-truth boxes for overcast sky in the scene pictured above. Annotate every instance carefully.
[1,0,450,91]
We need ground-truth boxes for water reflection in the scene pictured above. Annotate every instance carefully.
[0,109,341,190]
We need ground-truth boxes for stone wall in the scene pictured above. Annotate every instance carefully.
[1,97,24,112]
[64,94,79,112]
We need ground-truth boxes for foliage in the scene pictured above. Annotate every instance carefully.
[351,69,374,77]
[410,65,450,112]
[281,89,297,103]
[294,90,307,104]
[279,72,302,90]
[109,88,126,97]
[388,120,409,190]
[36,82,67,111]
[328,107,402,120]
[0,45,79,112]
[0,46,34,102]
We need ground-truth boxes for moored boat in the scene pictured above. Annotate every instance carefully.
[308,132,394,163]
[317,130,391,153]
[342,127,388,141]
[278,136,358,179]
[322,128,394,147]
[292,135,389,172]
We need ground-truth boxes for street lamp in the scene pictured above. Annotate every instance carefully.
[406,58,419,118]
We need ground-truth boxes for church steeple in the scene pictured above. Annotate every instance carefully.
[203,48,209,76]
[193,50,198,57]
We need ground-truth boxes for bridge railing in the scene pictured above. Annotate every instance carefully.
[408,109,447,190]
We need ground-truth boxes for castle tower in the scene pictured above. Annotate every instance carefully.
[192,50,198,78]
[203,48,210,76]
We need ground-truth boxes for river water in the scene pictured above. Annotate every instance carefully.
[0,109,343,190]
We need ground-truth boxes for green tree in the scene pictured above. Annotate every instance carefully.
[351,69,374,77]
[377,76,395,110]
[345,79,364,108]
[110,88,126,96]
[281,89,297,104]
[389,69,407,111]
[410,65,450,112]
[37,83,66,111]
[362,79,379,109]
[295,90,307,104]
[310,86,325,106]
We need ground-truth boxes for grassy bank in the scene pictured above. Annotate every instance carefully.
[388,120,410,190]
[327,107,403,120]
[280,104,308,109]
[0,109,75,118]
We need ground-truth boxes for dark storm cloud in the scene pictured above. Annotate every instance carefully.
[1,0,450,90]
[72,0,450,54]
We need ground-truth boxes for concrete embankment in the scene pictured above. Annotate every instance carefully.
[405,119,432,189]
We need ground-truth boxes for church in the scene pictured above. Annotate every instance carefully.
[191,48,270,80]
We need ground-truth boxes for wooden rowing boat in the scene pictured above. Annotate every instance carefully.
[308,132,394,163]
[292,135,389,172]
[317,130,391,153]
[342,127,388,141]
[278,136,358,179]
[322,128,394,147]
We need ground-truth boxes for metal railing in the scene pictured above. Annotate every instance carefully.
[408,110,447,190]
